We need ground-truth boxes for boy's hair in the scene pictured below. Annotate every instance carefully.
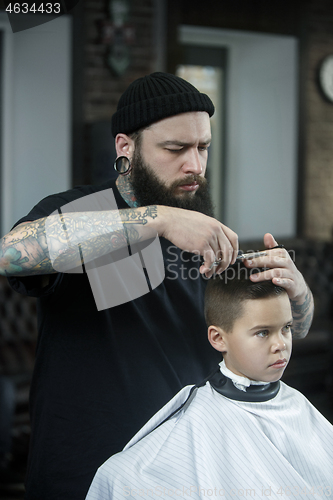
[204,262,287,332]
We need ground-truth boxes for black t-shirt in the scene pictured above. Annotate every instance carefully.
[8,179,221,500]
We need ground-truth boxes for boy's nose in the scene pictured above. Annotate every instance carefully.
[272,335,287,352]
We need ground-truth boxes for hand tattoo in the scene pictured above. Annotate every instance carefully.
[290,288,314,339]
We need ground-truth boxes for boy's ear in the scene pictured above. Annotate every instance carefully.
[208,325,228,353]
[115,133,136,158]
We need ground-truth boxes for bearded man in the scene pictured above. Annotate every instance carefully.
[0,73,313,500]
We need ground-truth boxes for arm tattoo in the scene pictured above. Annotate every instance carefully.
[0,246,29,274]
[1,217,54,276]
[0,205,159,277]
[122,206,158,225]
[290,288,314,339]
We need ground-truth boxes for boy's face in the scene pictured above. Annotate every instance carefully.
[209,294,293,382]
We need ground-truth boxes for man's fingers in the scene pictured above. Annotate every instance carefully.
[221,224,239,264]
[244,247,289,270]
[202,248,217,270]
[264,232,278,249]
[214,228,238,273]
[161,208,239,277]
[199,223,237,271]
[249,267,285,281]
[250,270,294,290]
[271,277,294,289]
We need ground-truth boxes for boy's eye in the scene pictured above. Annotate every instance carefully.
[256,330,269,338]
[282,324,292,334]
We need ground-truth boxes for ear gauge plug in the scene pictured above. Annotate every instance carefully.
[114,156,132,175]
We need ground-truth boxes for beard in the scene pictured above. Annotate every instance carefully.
[130,150,215,217]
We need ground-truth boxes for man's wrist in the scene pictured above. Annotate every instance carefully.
[148,205,167,237]
[292,282,312,305]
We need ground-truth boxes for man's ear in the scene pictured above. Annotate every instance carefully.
[115,133,135,158]
[208,325,228,353]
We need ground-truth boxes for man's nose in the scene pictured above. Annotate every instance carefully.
[182,148,204,175]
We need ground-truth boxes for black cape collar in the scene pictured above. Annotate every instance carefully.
[206,368,280,403]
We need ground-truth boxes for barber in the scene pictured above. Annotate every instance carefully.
[0,72,313,499]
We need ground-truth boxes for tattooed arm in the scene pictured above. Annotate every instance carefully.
[290,287,314,339]
[0,206,159,277]
[249,269,314,340]
[245,233,314,339]
[1,194,240,279]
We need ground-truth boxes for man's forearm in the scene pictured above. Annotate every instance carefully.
[290,286,314,339]
[0,206,158,277]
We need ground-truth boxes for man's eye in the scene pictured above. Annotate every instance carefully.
[198,146,209,152]
[166,148,182,153]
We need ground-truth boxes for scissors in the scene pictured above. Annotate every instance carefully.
[208,245,284,271]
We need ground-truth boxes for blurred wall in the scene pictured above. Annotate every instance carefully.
[303,1,333,240]
[80,0,160,186]
[2,0,331,241]
[84,0,157,123]
[82,0,333,241]
[0,13,72,234]
[166,0,333,241]
[179,26,298,241]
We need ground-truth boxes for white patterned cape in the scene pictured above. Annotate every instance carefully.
[86,381,333,499]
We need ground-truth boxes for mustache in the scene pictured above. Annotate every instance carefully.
[130,150,215,217]
[171,175,207,189]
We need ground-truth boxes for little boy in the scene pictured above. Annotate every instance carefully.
[86,264,333,499]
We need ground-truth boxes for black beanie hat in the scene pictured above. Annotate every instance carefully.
[111,72,215,137]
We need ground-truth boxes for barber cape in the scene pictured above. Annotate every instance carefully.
[86,362,333,499]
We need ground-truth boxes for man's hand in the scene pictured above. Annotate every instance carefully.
[155,206,239,277]
[243,233,314,339]
[244,233,305,300]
